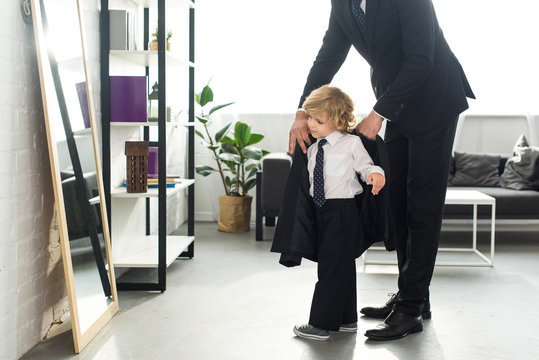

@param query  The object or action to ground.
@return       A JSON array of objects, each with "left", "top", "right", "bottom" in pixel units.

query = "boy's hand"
[{"left": 367, "top": 173, "right": 385, "bottom": 195}]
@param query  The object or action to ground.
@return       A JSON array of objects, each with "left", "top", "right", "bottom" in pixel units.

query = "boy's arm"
[{"left": 352, "top": 137, "right": 385, "bottom": 184}]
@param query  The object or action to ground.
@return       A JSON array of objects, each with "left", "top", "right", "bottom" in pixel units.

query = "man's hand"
[
  {"left": 289, "top": 110, "right": 311, "bottom": 154},
  {"left": 367, "top": 172, "right": 386, "bottom": 195},
  {"left": 357, "top": 110, "right": 383, "bottom": 140}
]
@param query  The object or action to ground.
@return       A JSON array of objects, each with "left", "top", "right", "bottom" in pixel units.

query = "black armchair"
[{"left": 256, "top": 153, "right": 292, "bottom": 240}]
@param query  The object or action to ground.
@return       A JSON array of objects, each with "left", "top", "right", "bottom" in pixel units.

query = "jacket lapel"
[
  {"left": 364, "top": 0, "right": 381, "bottom": 59},
  {"left": 335, "top": 0, "right": 368, "bottom": 55}
]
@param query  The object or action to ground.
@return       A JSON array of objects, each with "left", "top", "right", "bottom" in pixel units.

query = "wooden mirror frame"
[{"left": 31, "top": 0, "right": 118, "bottom": 353}]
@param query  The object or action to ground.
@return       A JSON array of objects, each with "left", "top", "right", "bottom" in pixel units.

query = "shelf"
[
  {"left": 111, "top": 0, "right": 195, "bottom": 9},
  {"left": 73, "top": 128, "right": 92, "bottom": 136},
  {"left": 110, "top": 50, "right": 195, "bottom": 68},
  {"left": 89, "top": 196, "right": 100, "bottom": 205},
  {"left": 110, "top": 121, "right": 195, "bottom": 127},
  {"left": 102, "top": 0, "right": 196, "bottom": 290},
  {"left": 111, "top": 179, "right": 195, "bottom": 198},
  {"left": 113, "top": 235, "right": 194, "bottom": 268}
]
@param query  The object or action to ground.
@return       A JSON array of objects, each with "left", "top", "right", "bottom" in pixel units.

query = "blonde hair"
[{"left": 302, "top": 85, "right": 356, "bottom": 132}]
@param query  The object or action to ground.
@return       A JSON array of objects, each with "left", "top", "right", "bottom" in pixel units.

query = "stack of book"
[{"left": 122, "top": 178, "right": 178, "bottom": 188}]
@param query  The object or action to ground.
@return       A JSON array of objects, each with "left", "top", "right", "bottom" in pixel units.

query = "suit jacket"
[
  {"left": 271, "top": 133, "right": 395, "bottom": 267},
  {"left": 299, "top": 0, "right": 475, "bottom": 133}
]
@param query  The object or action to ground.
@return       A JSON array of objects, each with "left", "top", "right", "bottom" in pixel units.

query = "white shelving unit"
[
  {"left": 111, "top": 179, "right": 194, "bottom": 198},
  {"left": 101, "top": 0, "right": 195, "bottom": 291},
  {"left": 110, "top": 50, "right": 194, "bottom": 68},
  {"left": 112, "top": 235, "right": 195, "bottom": 268}
]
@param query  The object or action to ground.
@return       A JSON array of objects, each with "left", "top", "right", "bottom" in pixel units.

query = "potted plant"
[
  {"left": 149, "top": 26, "right": 172, "bottom": 51},
  {"left": 195, "top": 83, "right": 268, "bottom": 232}
]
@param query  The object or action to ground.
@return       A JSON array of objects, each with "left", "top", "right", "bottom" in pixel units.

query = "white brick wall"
[{"left": 0, "top": 3, "right": 68, "bottom": 360}]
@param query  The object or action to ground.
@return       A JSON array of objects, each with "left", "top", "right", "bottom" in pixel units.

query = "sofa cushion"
[
  {"left": 500, "top": 144, "right": 539, "bottom": 191},
  {"left": 449, "top": 152, "right": 501, "bottom": 187},
  {"left": 512, "top": 133, "right": 530, "bottom": 150},
  {"left": 444, "top": 186, "right": 539, "bottom": 219}
]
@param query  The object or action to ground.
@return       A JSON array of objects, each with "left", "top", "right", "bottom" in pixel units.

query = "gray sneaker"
[
  {"left": 293, "top": 324, "right": 330, "bottom": 341},
  {"left": 339, "top": 322, "right": 358, "bottom": 332}
]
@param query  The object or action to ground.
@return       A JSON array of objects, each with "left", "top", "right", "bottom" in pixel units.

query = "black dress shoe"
[
  {"left": 360, "top": 293, "right": 432, "bottom": 319},
  {"left": 364, "top": 310, "right": 423, "bottom": 341}
]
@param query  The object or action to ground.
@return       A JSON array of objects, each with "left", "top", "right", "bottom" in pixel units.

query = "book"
[
  {"left": 122, "top": 177, "right": 179, "bottom": 189},
  {"left": 109, "top": 10, "right": 128, "bottom": 50}
]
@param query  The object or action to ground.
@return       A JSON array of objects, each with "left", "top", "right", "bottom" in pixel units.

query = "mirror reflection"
[{"left": 34, "top": 0, "right": 117, "bottom": 342}]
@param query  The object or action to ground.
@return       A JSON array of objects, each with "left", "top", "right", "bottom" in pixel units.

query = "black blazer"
[
  {"left": 299, "top": 0, "right": 475, "bottom": 133},
  {"left": 271, "top": 134, "right": 395, "bottom": 267}
]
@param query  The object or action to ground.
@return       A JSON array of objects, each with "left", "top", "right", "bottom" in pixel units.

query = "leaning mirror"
[{"left": 31, "top": 0, "right": 118, "bottom": 353}]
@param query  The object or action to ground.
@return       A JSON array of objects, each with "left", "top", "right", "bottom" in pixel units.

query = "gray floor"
[{"left": 22, "top": 222, "right": 539, "bottom": 360}]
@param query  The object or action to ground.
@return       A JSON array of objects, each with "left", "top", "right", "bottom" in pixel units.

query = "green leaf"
[
  {"left": 222, "top": 160, "right": 237, "bottom": 172},
  {"left": 241, "top": 147, "right": 262, "bottom": 160},
  {"left": 219, "top": 136, "right": 236, "bottom": 145},
  {"left": 195, "top": 130, "right": 206, "bottom": 139},
  {"left": 199, "top": 85, "right": 214, "bottom": 107},
  {"left": 261, "top": 150, "right": 270, "bottom": 157},
  {"left": 244, "top": 178, "right": 257, "bottom": 193},
  {"left": 245, "top": 163, "right": 259, "bottom": 171},
  {"left": 208, "top": 144, "right": 220, "bottom": 151},
  {"left": 247, "top": 133, "right": 264, "bottom": 146},
  {"left": 219, "top": 153, "right": 241, "bottom": 164},
  {"left": 247, "top": 167, "right": 258, "bottom": 180},
  {"left": 209, "top": 102, "right": 235, "bottom": 115},
  {"left": 221, "top": 142, "right": 240, "bottom": 155},
  {"left": 196, "top": 115, "right": 208, "bottom": 124},
  {"left": 195, "top": 165, "right": 217, "bottom": 176},
  {"left": 195, "top": 93, "right": 200, "bottom": 105},
  {"left": 215, "top": 122, "right": 233, "bottom": 143},
  {"left": 234, "top": 122, "right": 251, "bottom": 147}
]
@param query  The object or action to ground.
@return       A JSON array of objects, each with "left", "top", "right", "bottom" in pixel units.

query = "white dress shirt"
[{"left": 307, "top": 131, "right": 384, "bottom": 199}]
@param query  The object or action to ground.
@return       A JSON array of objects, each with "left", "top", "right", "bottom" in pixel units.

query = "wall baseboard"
[{"left": 195, "top": 212, "right": 215, "bottom": 222}]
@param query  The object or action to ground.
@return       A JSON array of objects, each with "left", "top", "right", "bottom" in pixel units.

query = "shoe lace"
[{"left": 298, "top": 324, "right": 312, "bottom": 330}]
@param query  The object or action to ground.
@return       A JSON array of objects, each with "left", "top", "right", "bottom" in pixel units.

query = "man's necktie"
[
  {"left": 313, "top": 139, "right": 328, "bottom": 208},
  {"left": 352, "top": 0, "right": 366, "bottom": 33}
]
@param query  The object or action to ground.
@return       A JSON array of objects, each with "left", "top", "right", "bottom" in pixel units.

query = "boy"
[{"left": 293, "top": 85, "right": 385, "bottom": 340}]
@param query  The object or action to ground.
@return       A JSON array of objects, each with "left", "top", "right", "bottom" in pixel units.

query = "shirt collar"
[{"left": 323, "top": 131, "right": 344, "bottom": 146}]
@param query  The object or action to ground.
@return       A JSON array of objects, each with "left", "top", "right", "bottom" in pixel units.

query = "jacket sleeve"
[
  {"left": 299, "top": 7, "right": 352, "bottom": 108},
  {"left": 373, "top": 0, "right": 436, "bottom": 121}
]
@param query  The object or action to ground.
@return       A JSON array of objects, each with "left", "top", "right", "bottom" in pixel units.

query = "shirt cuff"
[{"left": 373, "top": 109, "right": 390, "bottom": 122}]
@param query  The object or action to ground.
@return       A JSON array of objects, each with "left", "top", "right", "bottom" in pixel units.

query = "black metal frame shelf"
[{"left": 100, "top": 0, "right": 195, "bottom": 292}]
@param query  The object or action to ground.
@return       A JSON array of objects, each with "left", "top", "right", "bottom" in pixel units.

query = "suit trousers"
[
  {"left": 309, "top": 198, "right": 360, "bottom": 331},
  {"left": 384, "top": 116, "right": 458, "bottom": 316}
]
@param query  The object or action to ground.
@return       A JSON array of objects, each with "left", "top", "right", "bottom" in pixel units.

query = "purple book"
[
  {"left": 148, "top": 147, "right": 158, "bottom": 178},
  {"left": 110, "top": 76, "right": 147, "bottom": 123},
  {"left": 75, "top": 82, "right": 90, "bottom": 128}
]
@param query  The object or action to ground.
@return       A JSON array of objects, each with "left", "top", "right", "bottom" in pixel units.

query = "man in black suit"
[{"left": 289, "top": 0, "right": 475, "bottom": 340}]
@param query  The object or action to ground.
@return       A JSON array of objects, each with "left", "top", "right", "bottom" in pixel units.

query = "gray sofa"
[{"left": 444, "top": 152, "right": 539, "bottom": 221}]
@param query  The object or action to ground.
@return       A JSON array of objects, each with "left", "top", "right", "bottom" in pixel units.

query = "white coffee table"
[{"left": 362, "top": 189, "right": 496, "bottom": 267}]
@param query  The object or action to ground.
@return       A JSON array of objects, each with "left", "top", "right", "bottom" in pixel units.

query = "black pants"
[
  {"left": 309, "top": 198, "right": 360, "bottom": 331},
  {"left": 385, "top": 117, "right": 458, "bottom": 316}
]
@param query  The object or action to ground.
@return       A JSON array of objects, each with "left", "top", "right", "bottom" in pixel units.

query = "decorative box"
[
  {"left": 110, "top": 76, "right": 147, "bottom": 123},
  {"left": 125, "top": 141, "right": 149, "bottom": 193},
  {"left": 148, "top": 147, "right": 159, "bottom": 178}
]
